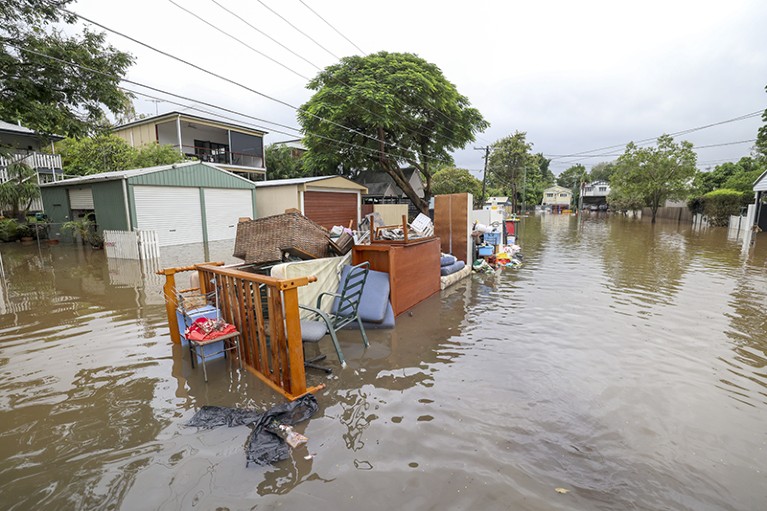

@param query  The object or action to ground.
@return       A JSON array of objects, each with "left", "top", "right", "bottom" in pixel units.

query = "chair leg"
[
  {"left": 357, "top": 316, "right": 369, "bottom": 348},
  {"left": 199, "top": 344, "right": 209, "bottom": 383},
  {"left": 235, "top": 336, "right": 243, "bottom": 370},
  {"left": 189, "top": 343, "right": 196, "bottom": 368},
  {"left": 327, "top": 330, "right": 347, "bottom": 368},
  {"left": 303, "top": 344, "right": 332, "bottom": 373}
]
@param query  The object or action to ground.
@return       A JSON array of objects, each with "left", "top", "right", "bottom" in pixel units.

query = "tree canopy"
[
  {"left": 0, "top": 0, "right": 134, "bottom": 138},
  {"left": 611, "top": 134, "right": 697, "bottom": 223},
  {"left": 487, "top": 131, "right": 537, "bottom": 212},
  {"left": 691, "top": 156, "right": 764, "bottom": 195},
  {"left": 264, "top": 144, "right": 308, "bottom": 180},
  {"left": 57, "top": 135, "right": 185, "bottom": 175},
  {"left": 556, "top": 164, "right": 588, "bottom": 205},
  {"left": 298, "top": 51, "right": 488, "bottom": 214},
  {"left": 589, "top": 161, "right": 617, "bottom": 183},
  {"left": 431, "top": 167, "right": 482, "bottom": 202}
]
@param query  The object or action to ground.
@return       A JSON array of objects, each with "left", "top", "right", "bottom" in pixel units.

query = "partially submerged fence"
[
  {"left": 158, "top": 262, "right": 321, "bottom": 400},
  {"left": 104, "top": 230, "right": 160, "bottom": 260}
]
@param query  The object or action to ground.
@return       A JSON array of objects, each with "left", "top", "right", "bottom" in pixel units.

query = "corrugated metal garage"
[{"left": 41, "top": 161, "right": 257, "bottom": 246}]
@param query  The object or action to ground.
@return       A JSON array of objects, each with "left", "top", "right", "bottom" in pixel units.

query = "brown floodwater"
[{"left": 1, "top": 214, "right": 766, "bottom": 511}]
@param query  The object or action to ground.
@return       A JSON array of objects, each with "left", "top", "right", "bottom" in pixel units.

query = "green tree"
[
  {"left": 589, "top": 161, "right": 617, "bottom": 182},
  {"left": 298, "top": 51, "right": 488, "bottom": 214},
  {"left": 265, "top": 144, "right": 308, "bottom": 179},
  {"left": 612, "top": 134, "right": 697, "bottom": 223},
  {"left": 431, "top": 167, "right": 482, "bottom": 200},
  {"left": 57, "top": 135, "right": 185, "bottom": 175},
  {"left": 0, "top": 0, "right": 134, "bottom": 138},
  {"left": 487, "top": 131, "right": 536, "bottom": 212},
  {"left": 557, "top": 164, "right": 588, "bottom": 204},
  {"left": 0, "top": 158, "right": 39, "bottom": 220},
  {"left": 521, "top": 154, "right": 554, "bottom": 208},
  {"left": 132, "top": 142, "right": 187, "bottom": 169}
]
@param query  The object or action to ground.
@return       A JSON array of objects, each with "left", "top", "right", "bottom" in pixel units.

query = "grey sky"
[{"left": 74, "top": 0, "right": 767, "bottom": 175}]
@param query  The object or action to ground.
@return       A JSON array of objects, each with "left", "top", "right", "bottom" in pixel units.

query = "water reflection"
[{"left": 1, "top": 225, "right": 767, "bottom": 510}]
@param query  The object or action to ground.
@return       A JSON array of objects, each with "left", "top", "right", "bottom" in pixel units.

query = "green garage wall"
[{"left": 91, "top": 180, "right": 129, "bottom": 232}]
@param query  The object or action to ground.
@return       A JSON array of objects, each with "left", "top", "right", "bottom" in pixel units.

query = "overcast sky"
[{"left": 73, "top": 0, "right": 767, "bottom": 175}]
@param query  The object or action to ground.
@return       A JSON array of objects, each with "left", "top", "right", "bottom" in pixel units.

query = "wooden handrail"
[{"left": 159, "top": 261, "right": 322, "bottom": 400}]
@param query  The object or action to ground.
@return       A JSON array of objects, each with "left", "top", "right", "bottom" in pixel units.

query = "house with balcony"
[
  {"left": 542, "top": 185, "right": 572, "bottom": 212},
  {"left": 581, "top": 180, "right": 611, "bottom": 207},
  {"left": 0, "top": 119, "right": 64, "bottom": 185},
  {"left": 112, "top": 112, "right": 267, "bottom": 180}
]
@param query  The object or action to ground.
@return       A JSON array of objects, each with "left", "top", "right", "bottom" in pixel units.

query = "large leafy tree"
[
  {"left": 0, "top": 0, "right": 134, "bottom": 138},
  {"left": 521, "top": 154, "right": 555, "bottom": 207},
  {"left": 298, "top": 51, "right": 488, "bottom": 214},
  {"left": 57, "top": 135, "right": 185, "bottom": 175},
  {"left": 692, "top": 156, "right": 764, "bottom": 195},
  {"left": 264, "top": 144, "right": 309, "bottom": 180},
  {"left": 612, "top": 134, "right": 697, "bottom": 223},
  {"left": 589, "top": 161, "right": 617, "bottom": 183},
  {"left": 487, "top": 131, "right": 537, "bottom": 212},
  {"left": 431, "top": 167, "right": 482, "bottom": 201},
  {"left": 557, "top": 163, "right": 588, "bottom": 205}
]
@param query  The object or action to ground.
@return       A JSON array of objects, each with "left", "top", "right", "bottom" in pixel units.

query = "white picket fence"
[{"left": 103, "top": 229, "right": 160, "bottom": 260}]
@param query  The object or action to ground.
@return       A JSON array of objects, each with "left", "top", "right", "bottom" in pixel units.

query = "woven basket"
[{"left": 233, "top": 212, "right": 332, "bottom": 264}]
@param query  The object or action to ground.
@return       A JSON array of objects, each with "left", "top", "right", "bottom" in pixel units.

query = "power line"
[
  {"left": 47, "top": 2, "right": 449, "bottom": 167},
  {"left": 4, "top": 40, "right": 415, "bottom": 164},
  {"left": 544, "top": 138, "right": 758, "bottom": 159},
  {"left": 255, "top": 0, "right": 340, "bottom": 60},
  {"left": 168, "top": 0, "right": 311, "bottom": 81},
  {"left": 297, "top": 0, "right": 366, "bottom": 55},
  {"left": 247, "top": 0, "right": 492, "bottom": 147},
  {"left": 549, "top": 110, "right": 763, "bottom": 165},
  {"left": 209, "top": 0, "right": 321, "bottom": 72}
]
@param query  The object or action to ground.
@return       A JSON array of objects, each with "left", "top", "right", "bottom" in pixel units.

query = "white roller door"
[
  {"left": 134, "top": 186, "right": 202, "bottom": 246},
  {"left": 204, "top": 188, "right": 253, "bottom": 241},
  {"left": 68, "top": 187, "right": 94, "bottom": 209}
]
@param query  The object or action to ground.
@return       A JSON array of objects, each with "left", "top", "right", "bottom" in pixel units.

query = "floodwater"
[{"left": 1, "top": 215, "right": 766, "bottom": 511}]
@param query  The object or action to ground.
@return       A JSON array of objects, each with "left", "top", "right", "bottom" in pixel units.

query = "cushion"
[
  {"left": 333, "top": 265, "right": 390, "bottom": 324},
  {"left": 440, "top": 260, "right": 466, "bottom": 276},
  {"left": 300, "top": 320, "right": 328, "bottom": 343},
  {"left": 342, "top": 301, "right": 395, "bottom": 330},
  {"left": 440, "top": 254, "right": 457, "bottom": 267}
]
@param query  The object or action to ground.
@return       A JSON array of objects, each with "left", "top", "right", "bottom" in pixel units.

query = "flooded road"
[{"left": 1, "top": 215, "right": 766, "bottom": 510}]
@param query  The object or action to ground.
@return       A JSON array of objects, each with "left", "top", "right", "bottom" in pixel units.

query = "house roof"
[
  {"left": 355, "top": 168, "right": 423, "bottom": 197},
  {"left": 754, "top": 168, "right": 767, "bottom": 192},
  {"left": 485, "top": 196, "right": 510, "bottom": 203},
  {"left": 272, "top": 139, "right": 307, "bottom": 151},
  {"left": 113, "top": 111, "right": 267, "bottom": 137},
  {"left": 544, "top": 185, "right": 572, "bottom": 193},
  {"left": 39, "top": 161, "right": 254, "bottom": 187},
  {"left": 0, "top": 119, "right": 64, "bottom": 141}
]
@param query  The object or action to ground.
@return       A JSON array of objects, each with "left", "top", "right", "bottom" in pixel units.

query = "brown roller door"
[{"left": 303, "top": 191, "right": 358, "bottom": 229}]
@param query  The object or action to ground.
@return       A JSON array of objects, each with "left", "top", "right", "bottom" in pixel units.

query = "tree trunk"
[{"left": 377, "top": 127, "right": 428, "bottom": 215}]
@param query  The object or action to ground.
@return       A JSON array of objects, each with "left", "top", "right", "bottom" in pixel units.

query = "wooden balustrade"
[{"left": 158, "top": 262, "right": 322, "bottom": 400}]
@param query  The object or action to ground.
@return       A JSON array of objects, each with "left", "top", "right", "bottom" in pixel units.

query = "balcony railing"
[
  {"left": 0, "top": 151, "right": 62, "bottom": 172},
  {"left": 181, "top": 144, "right": 264, "bottom": 170}
]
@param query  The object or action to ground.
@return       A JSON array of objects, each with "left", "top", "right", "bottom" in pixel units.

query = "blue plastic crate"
[
  {"left": 478, "top": 245, "right": 494, "bottom": 257},
  {"left": 484, "top": 232, "right": 501, "bottom": 245},
  {"left": 176, "top": 305, "right": 226, "bottom": 363}
]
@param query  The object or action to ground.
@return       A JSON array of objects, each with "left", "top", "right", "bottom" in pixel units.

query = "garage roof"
[
  {"left": 255, "top": 175, "right": 367, "bottom": 192},
  {"left": 40, "top": 161, "right": 256, "bottom": 189}
]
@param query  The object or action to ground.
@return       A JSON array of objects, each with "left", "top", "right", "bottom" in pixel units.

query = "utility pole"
[{"left": 475, "top": 146, "right": 490, "bottom": 206}]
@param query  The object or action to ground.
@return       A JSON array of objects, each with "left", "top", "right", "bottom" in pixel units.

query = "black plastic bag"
[{"left": 186, "top": 394, "right": 319, "bottom": 467}]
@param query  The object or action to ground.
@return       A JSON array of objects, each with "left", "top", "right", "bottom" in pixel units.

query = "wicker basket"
[{"left": 233, "top": 212, "right": 333, "bottom": 264}]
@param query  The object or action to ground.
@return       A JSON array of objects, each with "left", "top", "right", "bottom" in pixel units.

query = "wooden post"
[
  {"left": 162, "top": 273, "right": 180, "bottom": 344},
  {"left": 282, "top": 286, "right": 307, "bottom": 396}
]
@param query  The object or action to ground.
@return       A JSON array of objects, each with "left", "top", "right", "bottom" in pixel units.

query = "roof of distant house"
[
  {"left": 113, "top": 111, "right": 267, "bottom": 136},
  {"left": 272, "top": 139, "right": 307, "bottom": 151},
  {"left": 254, "top": 175, "right": 366, "bottom": 191},
  {"left": 355, "top": 168, "right": 423, "bottom": 197},
  {"left": 0, "top": 119, "right": 64, "bottom": 141}
]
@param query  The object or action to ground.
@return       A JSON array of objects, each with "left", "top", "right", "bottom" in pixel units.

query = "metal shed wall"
[
  {"left": 41, "top": 187, "right": 70, "bottom": 228},
  {"left": 91, "top": 180, "right": 129, "bottom": 231}
]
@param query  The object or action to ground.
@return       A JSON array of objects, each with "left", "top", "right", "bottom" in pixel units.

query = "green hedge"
[{"left": 702, "top": 189, "right": 747, "bottom": 226}]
